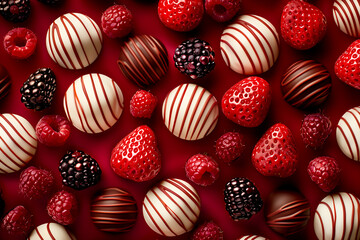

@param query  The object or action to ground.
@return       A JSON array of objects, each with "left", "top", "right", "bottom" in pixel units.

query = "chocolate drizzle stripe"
[
  {"left": 46, "top": 23, "right": 58, "bottom": 66},
  {"left": 180, "top": 85, "right": 199, "bottom": 140},
  {"left": 72, "top": 79, "right": 92, "bottom": 133},
  {"left": 117, "top": 56, "right": 144, "bottom": 86},
  {"left": 337, "top": 122, "right": 355, "bottom": 160},
  {"left": 338, "top": 193, "right": 347, "bottom": 239},
  {"left": 339, "top": 111, "right": 359, "bottom": 160},
  {"left": 0, "top": 136, "right": 19, "bottom": 172},
  {"left": 96, "top": 73, "right": 117, "bottom": 123},
  {"left": 167, "top": 178, "right": 201, "bottom": 204},
  {"left": 220, "top": 37, "right": 245, "bottom": 73},
  {"left": 148, "top": 36, "right": 168, "bottom": 73},
  {"left": 52, "top": 23, "right": 73, "bottom": 69},
  {"left": 334, "top": 1, "right": 353, "bottom": 36},
  {"left": 143, "top": 196, "right": 167, "bottom": 236},
  {"left": 112, "top": 80, "right": 124, "bottom": 109},
  {"left": 353, "top": 194, "right": 360, "bottom": 239},
  {"left": 35, "top": 226, "right": 45, "bottom": 240},
  {"left": 10, "top": 113, "right": 37, "bottom": 142},
  {"left": 192, "top": 93, "right": 214, "bottom": 140},
  {"left": 348, "top": 193, "right": 356, "bottom": 239},
  {"left": 342, "top": 0, "right": 357, "bottom": 36},
  {"left": 334, "top": 0, "right": 360, "bottom": 37},
  {"left": 347, "top": 109, "right": 360, "bottom": 160},
  {"left": 220, "top": 44, "right": 230, "bottom": 67},
  {"left": 47, "top": 223, "right": 56, "bottom": 240},
  {"left": 315, "top": 211, "right": 326, "bottom": 240},
  {"left": 171, "top": 84, "right": 188, "bottom": 134}
]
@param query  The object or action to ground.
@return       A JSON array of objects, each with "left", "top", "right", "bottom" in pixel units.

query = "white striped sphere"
[
  {"left": 238, "top": 235, "right": 268, "bottom": 240},
  {"left": 27, "top": 223, "right": 76, "bottom": 240},
  {"left": 333, "top": 0, "right": 360, "bottom": 37},
  {"left": 64, "top": 73, "right": 124, "bottom": 134},
  {"left": 162, "top": 83, "right": 219, "bottom": 141},
  {"left": 336, "top": 106, "right": 360, "bottom": 161},
  {"left": 143, "top": 178, "right": 201, "bottom": 237},
  {"left": 46, "top": 12, "right": 103, "bottom": 70},
  {"left": 220, "top": 14, "right": 280, "bottom": 75},
  {"left": 0, "top": 114, "right": 37, "bottom": 174},
  {"left": 314, "top": 192, "right": 360, "bottom": 240}
]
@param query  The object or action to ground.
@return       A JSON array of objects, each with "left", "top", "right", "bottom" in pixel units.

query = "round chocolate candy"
[
  {"left": 90, "top": 188, "right": 137, "bottom": 233},
  {"left": 281, "top": 60, "right": 331, "bottom": 109},
  {"left": 0, "top": 64, "right": 11, "bottom": 100}
]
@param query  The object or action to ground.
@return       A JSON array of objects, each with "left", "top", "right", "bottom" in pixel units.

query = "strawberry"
[
  {"left": 280, "top": 0, "right": 327, "bottom": 50},
  {"left": 335, "top": 39, "right": 360, "bottom": 89},
  {"left": 158, "top": 0, "right": 204, "bottom": 32},
  {"left": 252, "top": 123, "right": 297, "bottom": 178},
  {"left": 221, "top": 76, "right": 271, "bottom": 127},
  {"left": 110, "top": 125, "right": 161, "bottom": 182}
]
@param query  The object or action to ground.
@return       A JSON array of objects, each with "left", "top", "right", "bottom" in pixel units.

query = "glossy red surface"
[{"left": 0, "top": 0, "right": 359, "bottom": 239}]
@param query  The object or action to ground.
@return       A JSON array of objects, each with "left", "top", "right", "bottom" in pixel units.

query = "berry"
[
  {"left": 300, "top": 113, "right": 332, "bottom": 148},
  {"left": 3, "top": 27, "right": 37, "bottom": 59},
  {"left": 130, "top": 90, "right": 157, "bottom": 118},
  {"left": 111, "top": 125, "right": 161, "bottom": 182},
  {"left": 2, "top": 205, "right": 33, "bottom": 236},
  {"left": 158, "top": 0, "right": 204, "bottom": 32},
  {"left": 308, "top": 156, "right": 341, "bottom": 192},
  {"left": 0, "top": 0, "right": 30, "bottom": 22},
  {"left": 224, "top": 177, "right": 263, "bottom": 220},
  {"left": 101, "top": 5, "right": 133, "bottom": 39},
  {"left": 215, "top": 132, "right": 245, "bottom": 163},
  {"left": 222, "top": 76, "right": 271, "bottom": 127},
  {"left": 205, "top": 0, "right": 241, "bottom": 22},
  {"left": 36, "top": 115, "right": 71, "bottom": 147},
  {"left": 20, "top": 68, "right": 56, "bottom": 111},
  {"left": 19, "top": 166, "right": 54, "bottom": 199},
  {"left": 192, "top": 221, "right": 224, "bottom": 240},
  {"left": 174, "top": 38, "right": 215, "bottom": 79},
  {"left": 280, "top": 0, "right": 327, "bottom": 50},
  {"left": 37, "top": 0, "right": 62, "bottom": 5},
  {"left": 252, "top": 123, "right": 297, "bottom": 178},
  {"left": 47, "top": 190, "right": 78, "bottom": 225},
  {"left": 59, "top": 150, "right": 102, "bottom": 190},
  {"left": 185, "top": 154, "right": 220, "bottom": 186}
]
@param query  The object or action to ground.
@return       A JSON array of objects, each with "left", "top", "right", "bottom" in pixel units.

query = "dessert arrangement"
[{"left": 0, "top": 0, "right": 360, "bottom": 239}]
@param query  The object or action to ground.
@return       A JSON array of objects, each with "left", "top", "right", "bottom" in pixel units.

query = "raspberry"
[
  {"left": 185, "top": 154, "right": 219, "bottom": 186},
  {"left": 36, "top": 115, "right": 71, "bottom": 147},
  {"left": 192, "top": 221, "right": 224, "bottom": 240},
  {"left": 308, "top": 156, "right": 341, "bottom": 192},
  {"left": 3, "top": 27, "right": 37, "bottom": 59},
  {"left": 215, "top": 132, "right": 245, "bottom": 163},
  {"left": 300, "top": 113, "right": 332, "bottom": 148},
  {"left": 0, "top": 0, "right": 30, "bottom": 22},
  {"left": 101, "top": 5, "right": 132, "bottom": 38},
  {"left": 19, "top": 166, "right": 54, "bottom": 199},
  {"left": 47, "top": 190, "right": 78, "bottom": 225},
  {"left": 205, "top": 0, "right": 241, "bottom": 22},
  {"left": 130, "top": 90, "right": 157, "bottom": 118},
  {"left": 2, "top": 205, "right": 33, "bottom": 236}
]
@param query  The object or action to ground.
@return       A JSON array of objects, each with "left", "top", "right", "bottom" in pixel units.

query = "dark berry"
[
  {"left": 215, "top": 132, "right": 245, "bottom": 163},
  {"left": 2, "top": 205, "right": 33, "bottom": 236},
  {"left": 300, "top": 113, "right": 332, "bottom": 148},
  {"left": 101, "top": 5, "right": 133, "bottom": 38},
  {"left": 19, "top": 166, "right": 54, "bottom": 199},
  {"left": 0, "top": 0, "right": 30, "bottom": 22},
  {"left": 3, "top": 27, "right": 37, "bottom": 59}
]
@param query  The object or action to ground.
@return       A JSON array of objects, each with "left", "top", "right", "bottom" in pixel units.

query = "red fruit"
[
  {"left": 215, "top": 132, "right": 245, "bottom": 163},
  {"left": 110, "top": 125, "right": 161, "bottom": 182},
  {"left": 185, "top": 154, "right": 219, "bottom": 186},
  {"left": 192, "top": 221, "right": 224, "bottom": 240},
  {"left": 300, "top": 113, "right": 332, "bottom": 148},
  {"left": 2, "top": 205, "right": 33, "bottom": 236},
  {"left": 252, "top": 123, "right": 297, "bottom": 178},
  {"left": 19, "top": 166, "right": 54, "bottom": 199},
  {"left": 158, "top": 0, "right": 204, "bottom": 32},
  {"left": 47, "top": 190, "right": 78, "bottom": 225},
  {"left": 205, "top": 0, "right": 241, "bottom": 22},
  {"left": 308, "top": 156, "right": 340, "bottom": 192},
  {"left": 101, "top": 5, "right": 132, "bottom": 38},
  {"left": 130, "top": 90, "right": 157, "bottom": 118},
  {"left": 335, "top": 39, "right": 360, "bottom": 89},
  {"left": 222, "top": 76, "right": 271, "bottom": 127},
  {"left": 3, "top": 27, "right": 37, "bottom": 59},
  {"left": 280, "top": 0, "right": 327, "bottom": 50},
  {"left": 36, "top": 115, "right": 71, "bottom": 147}
]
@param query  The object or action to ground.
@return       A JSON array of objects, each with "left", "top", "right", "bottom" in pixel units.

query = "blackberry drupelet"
[
  {"left": 0, "top": 0, "right": 30, "bottom": 22},
  {"left": 59, "top": 150, "right": 101, "bottom": 190},
  {"left": 20, "top": 68, "right": 56, "bottom": 111},
  {"left": 224, "top": 177, "right": 263, "bottom": 220},
  {"left": 174, "top": 38, "right": 215, "bottom": 79}
]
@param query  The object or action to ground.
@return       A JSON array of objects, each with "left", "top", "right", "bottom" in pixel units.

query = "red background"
[{"left": 0, "top": 0, "right": 359, "bottom": 239}]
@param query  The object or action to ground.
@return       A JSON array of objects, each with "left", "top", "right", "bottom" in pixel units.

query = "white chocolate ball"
[
  {"left": 333, "top": 0, "right": 360, "bottom": 37},
  {"left": 238, "top": 235, "right": 268, "bottom": 240},
  {"left": 27, "top": 223, "right": 76, "bottom": 240}
]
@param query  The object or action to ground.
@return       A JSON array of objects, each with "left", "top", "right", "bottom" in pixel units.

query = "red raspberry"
[
  {"left": 185, "top": 154, "right": 219, "bottom": 186},
  {"left": 47, "top": 190, "right": 78, "bottom": 225},
  {"left": 192, "top": 221, "right": 223, "bottom": 240},
  {"left": 19, "top": 166, "right": 54, "bottom": 199},
  {"left": 307, "top": 156, "right": 341, "bottom": 192},
  {"left": 205, "top": 0, "right": 241, "bottom": 22},
  {"left": 36, "top": 115, "right": 71, "bottom": 147},
  {"left": 300, "top": 113, "right": 332, "bottom": 148},
  {"left": 3, "top": 27, "right": 37, "bottom": 59},
  {"left": 2, "top": 205, "right": 33, "bottom": 236},
  {"left": 101, "top": 5, "right": 132, "bottom": 38},
  {"left": 130, "top": 90, "right": 157, "bottom": 118},
  {"left": 215, "top": 132, "right": 245, "bottom": 163}
]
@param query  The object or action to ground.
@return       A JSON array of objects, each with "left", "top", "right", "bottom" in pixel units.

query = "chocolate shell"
[
  {"left": 0, "top": 65, "right": 11, "bottom": 100},
  {"left": 90, "top": 188, "right": 137, "bottom": 233},
  {"left": 117, "top": 35, "right": 169, "bottom": 88}
]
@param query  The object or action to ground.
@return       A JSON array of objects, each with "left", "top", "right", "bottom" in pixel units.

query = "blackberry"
[
  {"left": 174, "top": 38, "right": 215, "bottom": 79},
  {"left": 20, "top": 68, "right": 56, "bottom": 111},
  {"left": 59, "top": 150, "right": 101, "bottom": 190},
  {"left": 224, "top": 177, "right": 263, "bottom": 220},
  {"left": 0, "top": 0, "right": 30, "bottom": 23}
]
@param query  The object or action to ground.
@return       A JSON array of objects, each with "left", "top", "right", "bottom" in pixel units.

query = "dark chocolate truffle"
[
  {"left": 265, "top": 190, "right": 310, "bottom": 236},
  {"left": 91, "top": 188, "right": 137, "bottom": 233},
  {"left": 281, "top": 60, "right": 331, "bottom": 109},
  {"left": 0, "top": 64, "right": 11, "bottom": 100},
  {"left": 117, "top": 35, "right": 169, "bottom": 88}
]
